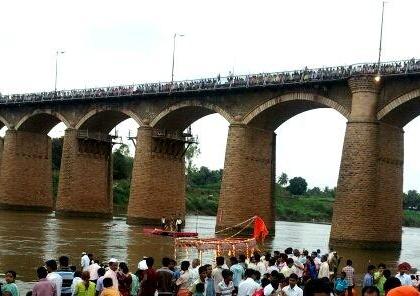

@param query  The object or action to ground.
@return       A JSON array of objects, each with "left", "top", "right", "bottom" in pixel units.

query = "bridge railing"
[
  {"left": 1, "top": 59, "right": 420, "bottom": 104},
  {"left": 152, "top": 128, "right": 198, "bottom": 143},
  {"left": 76, "top": 130, "right": 114, "bottom": 142}
]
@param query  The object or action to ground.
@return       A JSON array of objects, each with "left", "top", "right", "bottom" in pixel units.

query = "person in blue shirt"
[
  {"left": 204, "top": 264, "right": 215, "bottom": 296},
  {"left": 2, "top": 270, "right": 19, "bottom": 296},
  {"left": 229, "top": 257, "right": 245, "bottom": 292},
  {"left": 335, "top": 271, "right": 348, "bottom": 296},
  {"left": 363, "top": 265, "right": 376, "bottom": 288},
  {"left": 57, "top": 256, "right": 74, "bottom": 296}
]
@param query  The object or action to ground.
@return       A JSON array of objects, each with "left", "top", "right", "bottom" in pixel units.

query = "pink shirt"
[{"left": 32, "top": 278, "right": 57, "bottom": 296}]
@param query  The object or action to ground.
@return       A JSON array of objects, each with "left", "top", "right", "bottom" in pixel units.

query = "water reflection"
[{"left": 1, "top": 210, "right": 419, "bottom": 293}]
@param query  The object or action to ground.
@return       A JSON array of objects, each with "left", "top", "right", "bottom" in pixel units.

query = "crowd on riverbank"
[
  {"left": 1, "top": 59, "right": 420, "bottom": 103},
  {"left": 1, "top": 248, "right": 420, "bottom": 296}
]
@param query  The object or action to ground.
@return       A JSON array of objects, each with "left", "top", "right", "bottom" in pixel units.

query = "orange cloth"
[
  {"left": 177, "top": 288, "right": 190, "bottom": 296},
  {"left": 100, "top": 287, "right": 120, "bottom": 296},
  {"left": 387, "top": 286, "right": 420, "bottom": 296},
  {"left": 253, "top": 216, "right": 269, "bottom": 240}
]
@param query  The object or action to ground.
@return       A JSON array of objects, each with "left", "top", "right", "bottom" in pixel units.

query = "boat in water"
[{"left": 142, "top": 228, "right": 198, "bottom": 238}]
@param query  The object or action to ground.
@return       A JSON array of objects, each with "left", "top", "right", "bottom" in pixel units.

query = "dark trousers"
[{"left": 347, "top": 285, "right": 354, "bottom": 296}]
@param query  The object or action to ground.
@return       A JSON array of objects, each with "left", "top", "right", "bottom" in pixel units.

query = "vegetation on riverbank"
[{"left": 51, "top": 138, "right": 420, "bottom": 227}]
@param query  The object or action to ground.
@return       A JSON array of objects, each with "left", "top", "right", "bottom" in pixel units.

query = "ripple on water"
[{"left": 1, "top": 210, "right": 420, "bottom": 294}]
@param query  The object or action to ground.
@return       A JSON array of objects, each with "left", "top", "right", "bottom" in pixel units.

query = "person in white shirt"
[
  {"left": 70, "top": 271, "right": 83, "bottom": 296},
  {"left": 212, "top": 256, "right": 225, "bottom": 294},
  {"left": 238, "top": 269, "right": 260, "bottom": 296},
  {"left": 88, "top": 260, "right": 101, "bottom": 282},
  {"left": 318, "top": 255, "right": 330, "bottom": 279},
  {"left": 190, "top": 258, "right": 201, "bottom": 282},
  {"left": 254, "top": 254, "right": 267, "bottom": 275},
  {"left": 46, "top": 259, "right": 63, "bottom": 296},
  {"left": 263, "top": 277, "right": 280, "bottom": 296},
  {"left": 266, "top": 258, "right": 279, "bottom": 274},
  {"left": 137, "top": 256, "right": 148, "bottom": 271},
  {"left": 104, "top": 258, "right": 119, "bottom": 289},
  {"left": 395, "top": 271, "right": 412, "bottom": 286},
  {"left": 282, "top": 273, "right": 303, "bottom": 296},
  {"left": 247, "top": 257, "right": 258, "bottom": 271},
  {"left": 291, "top": 250, "right": 305, "bottom": 278},
  {"left": 80, "top": 252, "right": 90, "bottom": 272},
  {"left": 176, "top": 218, "right": 182, "bottom": 232},
  {"left": 281, "top": 258, "right": 297, "bottom": 278}
]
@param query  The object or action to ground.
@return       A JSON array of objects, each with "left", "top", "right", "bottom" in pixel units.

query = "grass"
[
  {"left": 275, "top": 194, "right": 334, "bottom": 223},
  {"left": 403, "top": 210, "right": 420, "bottom": 227}
]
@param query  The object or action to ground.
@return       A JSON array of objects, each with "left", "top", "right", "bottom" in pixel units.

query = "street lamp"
[
  {"left": 54, "top": 50, "right": 65, "bottom": 93},
  {"left": 171, "top": 33, "right": 184, "bottom": 84},
  {"left": 375, "top": 1, "right": 386, "bottom": 82}
]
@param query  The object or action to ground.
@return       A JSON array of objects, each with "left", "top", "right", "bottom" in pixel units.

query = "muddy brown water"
[{"left": 0, "top": 210, "right": 419, "bottom": 294}]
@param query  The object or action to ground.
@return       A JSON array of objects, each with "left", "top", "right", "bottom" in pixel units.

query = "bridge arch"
[
  {"left": 15, "top": 110, "right": 71, "bottom": 133},
  {"left": 377, "top": 88, "right": 420, "bottom": 127},
  {"left": 243, "top": 92, "right": 350, "bottom": 130},
  {"left": 150, "top": 100, "right": 234, "bottom": 130},
  {"left": 75, "top": 108, "right": 142, "bottom": 133},
  {"left": 0, "top": 115, "right": 11, "bottom": 130}
]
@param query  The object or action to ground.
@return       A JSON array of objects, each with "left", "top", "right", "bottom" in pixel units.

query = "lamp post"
[
  {"left": 171, "top": 33, "right": 184, "bottom": 84},
  {"left": 375, "top": 1, "right": 386, "bottom": 82},
  {"left": 54, "top": 50, "right": 65, "bottom": 93}
]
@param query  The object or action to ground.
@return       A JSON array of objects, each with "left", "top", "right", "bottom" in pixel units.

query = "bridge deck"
[{"left": 1, "top": 59, "right": 420, "bottom": 105}]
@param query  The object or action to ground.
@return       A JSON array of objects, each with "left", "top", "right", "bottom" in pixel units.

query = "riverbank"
[{"left": 185, "top": 183, "right": 420, "bottom": 227}]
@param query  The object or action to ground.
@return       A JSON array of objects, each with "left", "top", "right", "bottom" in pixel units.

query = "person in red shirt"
[{"left": 139, "top": 257, "right": 158, "bottom": 296}]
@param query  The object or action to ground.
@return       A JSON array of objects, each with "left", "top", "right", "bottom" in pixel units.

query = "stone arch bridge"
[{"left": 1, "top": 60, "right": 420, "bottom": 249}]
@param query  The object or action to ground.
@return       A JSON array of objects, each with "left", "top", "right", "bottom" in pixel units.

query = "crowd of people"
[
  {"left": 1, "top": 248, "right": 420, "bottom": 296},
  {"left": 1, "top": 59, "right": 419, "bottom": 103}
]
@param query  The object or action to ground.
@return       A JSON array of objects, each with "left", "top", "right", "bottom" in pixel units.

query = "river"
[{"left": 1, "top": 210, "right": 419, "bottom": 293}]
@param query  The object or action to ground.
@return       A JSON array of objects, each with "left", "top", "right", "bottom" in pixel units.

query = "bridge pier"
[
  {"left": 0, "top": 129, "right": 53, "bottom": 211},
  {"left": 127, "top": 126, "right": 186, "bottom": 225},
  {"left": 216, "top": 124, "right": 276, "bottom": 234},
  {"left": 56, "top": 128, "right": 113, "bottom": 217},
  {"left": 330, "top": 76, "right": 402, "bottom": 249}
]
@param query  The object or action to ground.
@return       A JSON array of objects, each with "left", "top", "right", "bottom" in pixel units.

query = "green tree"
[
  {"left": 113, "top": 179, "right": 131, "bottom": 205},
  {"left": 277, "top": 172, "right": 289, "bottom": 187},
  {"left": 185, "top": 140, "right": 200, "bottom": 174},
  {"left": 113, "top": 144, "right": 133, "bottom": 180},
  {"left": 188, "top": 166, "right": 222, "bottom": 186},
  {"left": 287, "top": 177, "right": 308, "bottom": 195},
  {"left": 403, "top": 190, "right": 420, "bottom": 210},
  {"left": 307, "top": 186, "right": 322, "bottom": 196}
]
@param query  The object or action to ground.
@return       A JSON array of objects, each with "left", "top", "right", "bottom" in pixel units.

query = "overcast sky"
[{"left": 1, "top": 0, "right": 419, "bottom": 191}]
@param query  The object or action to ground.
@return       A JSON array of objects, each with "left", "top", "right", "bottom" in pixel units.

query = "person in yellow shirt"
[{"left": 100, "top": 278, "right": 120, "bottom": 296}]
